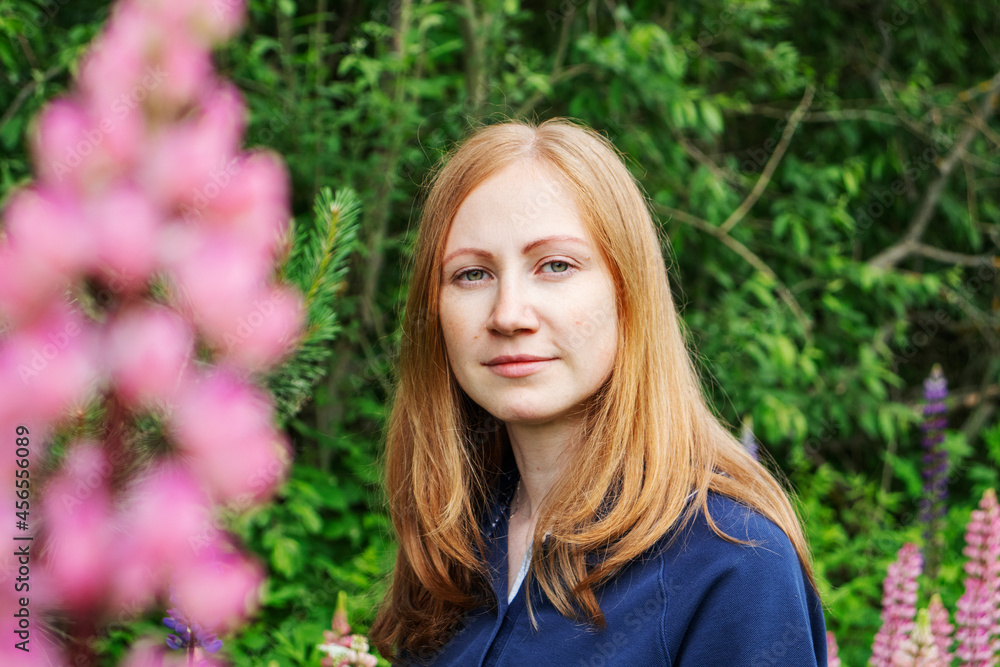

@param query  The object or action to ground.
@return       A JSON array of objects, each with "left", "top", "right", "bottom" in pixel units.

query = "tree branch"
[
  {"left": 675, "top": 134, "right": 750, "bottom": 190},
  {"left": 912, "top": 243, "right": 996, "bottom": 267},
  {"left": 868, "top": 71, "right": 1000, "bottom": 269},
  {"left": 719, "top": 86, "right": 815, "bottom": 234},
  {"left": 657, "top": 204, "right": 814, "bottom": 338}
]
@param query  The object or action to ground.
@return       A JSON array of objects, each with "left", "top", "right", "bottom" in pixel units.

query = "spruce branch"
[{"left": 266, "top": 187, "right": 363, "bottom": 425}]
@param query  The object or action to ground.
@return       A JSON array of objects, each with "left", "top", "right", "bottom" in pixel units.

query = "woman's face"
[{"left": 438, "top": 159, "right": 618, "bottom": 426}]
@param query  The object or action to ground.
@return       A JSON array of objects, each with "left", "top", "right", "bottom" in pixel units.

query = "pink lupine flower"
[
  {"left": 170, "top": 542, "right": 264, "bottom": 633},
  {"left": 112, "top": 465, "right": 212, "bottom": 606},
  {"left": 77, "top": 2, "right": 157, "bottom": 116},
  {"left": 0, "top": 301, "right": 98, "bottom": 424},
  {"left": 167, "top": 229, "right": 273, "bottom": 343},
  {"left": 3, "top": 185, "right": 93, "bottom": 278},
  {"left": 30, "top": 96, "right": 128, "bottom": 191},
  {"left": 171, "top": 369, "right": 290, "bottom": 502},
  {"left": 0, "top": 0, "right": 299, "bottom": 657},
  {"left": 218, "top": 284, "right": 305, "bottom": 371},
  {"left": 827, "top": 631, "right": 841, "bottom": 667},
  {"left": 163, "top": 224, "right": 271, "bottom": 310},
  {"left": 892, "top": 607, "right": 947, "bottom": 666},
  {"left": 141, "top": 88, "right": 243, "bottom": 210},
  {"left": 39, "top": 442, "right": 116, "bottom": 610},
  {"left": 200, "top": 150, "right": 292, "bottom": 260},
  {"left": 106, "top": 304, "right": 194, "bottom": 406},
  {"left": 872, "top": 542, "right": 924, "bottom": 667},
  {"left": 927, "top": 593, "right": 954, "bottom": 664},
  {"left": 955, "top": 488, "right": 1000, "bottom": 665},
  {"left": 88, "top": 184, "right": 162, "bottom": 289},
  {"left": 158, "top": 32, "right": 214, "bottom": 110},
  {"left": 0, "top": 239, "right": 72, "bottom": 327}
]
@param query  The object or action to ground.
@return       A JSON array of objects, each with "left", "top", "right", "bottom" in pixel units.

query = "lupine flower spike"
[
  {"left": 955, "top": 488, "right": 1000, "bottom": 665},
  {"left": 871, "top": 543, "right": 923, "bottom": 667},
  {"left": 316, "top": 591, "right": 379, "bottom": 667},
  {"left": 920, "top": 364, "right": 950, "bottom": 579}
]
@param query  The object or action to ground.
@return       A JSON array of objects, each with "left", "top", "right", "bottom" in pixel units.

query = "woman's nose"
[{"left": 486, "top": 277, "right": 539, "bottom": 335}]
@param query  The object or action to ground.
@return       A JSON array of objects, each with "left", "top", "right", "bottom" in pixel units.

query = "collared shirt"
[{"left": 398, "top": 464, "right": 829, "bottom": 666}]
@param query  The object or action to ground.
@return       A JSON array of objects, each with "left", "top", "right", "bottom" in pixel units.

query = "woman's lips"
[{"left": 487, "top": 359, "right": 555, "bottom": 378}]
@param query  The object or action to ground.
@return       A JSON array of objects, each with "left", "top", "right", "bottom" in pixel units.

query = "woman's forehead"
[{"left": 446, "top": 164, "right": 585, "bottom": 241}]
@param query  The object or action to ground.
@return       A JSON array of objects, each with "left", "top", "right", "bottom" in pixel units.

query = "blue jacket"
[{"left": 400, "top": 463, "right": 828, "bottom": 666}]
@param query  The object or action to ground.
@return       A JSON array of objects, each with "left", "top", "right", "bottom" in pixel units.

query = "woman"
[{"left": 369, "top": 118, "right": 828, "bottom": 666}]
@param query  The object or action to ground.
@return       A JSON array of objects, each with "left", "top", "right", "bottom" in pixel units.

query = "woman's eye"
[
  {"left": 458, "top": 269, "right": 487, "bottom": 282},
  {"left": 543, "top": 261, "right": 570, "bottom": 273}
]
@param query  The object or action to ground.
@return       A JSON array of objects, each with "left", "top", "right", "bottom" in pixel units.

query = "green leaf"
[
  {"left": 700, "top": 99, "right": 723, "bottom": 134},
  {"left": 272, "top": 536, "right": 302, "bottom": 578},
  {"left": 290, "top": 502, "right": 323, "bottom": 534}
]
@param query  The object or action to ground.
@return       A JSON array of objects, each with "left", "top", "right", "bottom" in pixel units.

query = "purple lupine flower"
[
  {"left": 955, "top": 488, "right": 1000, "bottom": 665},
  {"left": 871, "top": 543, "right": 923, "bottom": 667},
  {"left": 739, "top": 417, "right": 759, "bottom": 461},
  {"left": 927, "top": 592, "right": 954, "bottom": 664},
  {"left": 163, "top": 589, "right": 224, "bottom": 665},
  {"left": 920, "top": 364, "right": 950, "bottom": 579}
]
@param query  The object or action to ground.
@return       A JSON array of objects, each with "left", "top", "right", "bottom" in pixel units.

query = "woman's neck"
[{"left": 505, "top": 415, "right": 583, "bottom": 522}]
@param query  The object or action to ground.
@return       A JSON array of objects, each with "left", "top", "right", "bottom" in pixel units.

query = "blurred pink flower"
[
  {"left": 39, "top": 442, "right": 116, "bottom": 610},
  {"left": 0, "top": 301, "right": 98, "bottom": 425},
  {"left": 0, "top": 240, "right": 71, "bottom": 327},
  {"left": 202, "top": 150, "right": 291, "bottom": 260},
  {"left": 113, "top": 464, "right": 212, "bottom": 606},
  {"left": 166, "top": 229, "right": 272, "bottom": 343},
  {"left": 30, "top": 96, "right": 127, "bottom": 191},
  {"left": 171, "top": 542, "right": 264, "bottom": 633},
  {"left": 107, "top": 304, "right": 194, "bottom": 406},
  {"left": 141, "top": 84, "right": 244, "bottom": 210},
  {"left": 219, "top": 283, "right": 305, "bottom": 371},
  {"left": 78, "top": 2, "right": 156, "bottom": 112},
  {"left": 171, "top": 369, "right": 290, "bottom": 502},
  {"left": 156, "top": 32, "right": 214, "bottom": 110},
  {"left": 3, "top": 185, "right": 92, "bottom": 278},
  {"left": 88, "top": 184, "right": 162, "bottom": 288}
]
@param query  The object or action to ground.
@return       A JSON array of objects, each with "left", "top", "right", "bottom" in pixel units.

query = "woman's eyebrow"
[{"left": 442, "top": 235, "right": 589, "bottom": 265}]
